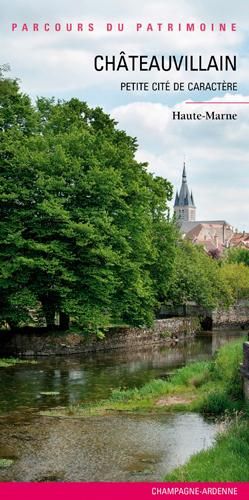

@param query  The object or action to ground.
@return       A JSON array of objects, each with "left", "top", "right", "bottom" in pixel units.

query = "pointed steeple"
[
  {"left": 182, "top": 162, "right": 187, "bottom": 182},
  {"left": 174, "top": 163, "right": 196, "bottom": 222},
  {"left": 177, "top": 163, "right": 194, "bottom": 207}
]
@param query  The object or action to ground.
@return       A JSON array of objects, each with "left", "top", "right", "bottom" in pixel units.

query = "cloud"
[
  {"left": 111, "top": 96, "right": 249, "bottom": 230},
  {"left": 2, "top": 0, "right": 248, "bottom": 99},
  {"left": 2, "top": 0, "right": 249, "bottom": 230}
]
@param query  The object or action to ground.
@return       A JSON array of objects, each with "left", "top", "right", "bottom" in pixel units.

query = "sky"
[{"left": 1, "top": 0, "right": 249, "bottom": 230}]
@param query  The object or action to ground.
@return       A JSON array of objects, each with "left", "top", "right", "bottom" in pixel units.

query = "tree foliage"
[
  {"left": 221, "top": 247, "right": 249, "bottom": 301},
  {"left": 165, "top": 240, "right": 233, "bottom": 309},
  {"left": 0, "top": 69, "right": 176, "bottom": 331},
  {"left": 225, "top": 247, "right": 249, "bottom": 267},
  {"left": 219, "top": 263, "right": 249, "bottom": 301}
]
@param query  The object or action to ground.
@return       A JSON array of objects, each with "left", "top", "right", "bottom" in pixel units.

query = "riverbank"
[
  {"left": 1, "top": 300, "right": 249, "bottom": 358},
  {"left": 0, "top": 358, "right": 37, "bottom": 368},
  {"left": 41, "top": 337, "right": 246, "bottom": 417},
  {"left": 0, "top": 318, "right": 200, "bottom": 356},
  {"left": 40, "top": 360, "right": 213, "bottom": 417},
  {"left": 165, "top": 421, "right": 249, "bottom": 481},
  {"left": 39, "top": 337, "right": 249, "bottom": 481},
  {"left": 0, "top": 333, "right": 248, "bottom": 482}
]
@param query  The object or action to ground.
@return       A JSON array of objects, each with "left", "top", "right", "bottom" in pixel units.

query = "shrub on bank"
[
  {"left": 213, "top": 339, "right": 244, "bottom": 400},
  {"left": 200, "top": 390, "right": 239, "bottom": 416},
  {"left": 109, "top": 338, "right": 245, "bottom": 415},
  {"left": 199, "top": 338, "right": 244, "bottom": 416}
]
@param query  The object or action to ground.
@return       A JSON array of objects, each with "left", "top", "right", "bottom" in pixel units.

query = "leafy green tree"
[
  {"left": 0, "top": 64, "right": 37, "bottom": 134},
  {"left": 226, "top": 247, "right": 249, "bottom": 267},
  {"left": 166, "top": 240, "right": 233, "bottom": 309},
  {"left": 220, "top": 263, "right": 249, "bottom": 301},
  {"left": 0, "top": 70, "right": 176, "bottom": 332}
]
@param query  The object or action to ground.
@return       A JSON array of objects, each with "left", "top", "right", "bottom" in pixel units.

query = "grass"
[
  {"left": 37, "top": 336, "right": 249, "bottom": 481},
  {"left": 39, "top": 336, "right": 249, "bottom": 481},
  {"left": 0, "top": 458, "right": 14, "bottom": 468},
  {"left": 40, "top": 337, "right": 246, "bottom": 419},
  {"left": 0, "top": 358, "right": 37, "bottom": 368},
  {"left": 165, "top": 421, "right": 249, "bottom": 481},
  {"left": 41, "top": 363, "right": 211, "bottom": 417},
  {"left": 163, "top": 338, "right": 249, "bottom": 481}
]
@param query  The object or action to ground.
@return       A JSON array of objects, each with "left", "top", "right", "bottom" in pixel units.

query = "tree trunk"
[
  {"left": 183, "top": 303, "right": 187, "bottom": 317},
  {"left": 41, "top": 299, "right": 56, "bottom": 330},
  {"left": 59, "top": 312, "right": 70, "bottom": 331}
]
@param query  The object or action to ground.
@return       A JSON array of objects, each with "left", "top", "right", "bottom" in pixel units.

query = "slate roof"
[
  {"left": 180, "top": 220, "right": 231, "bottom": 234},
  {"left": 174, "top": 163, "right": 195, "bottom": 208}
]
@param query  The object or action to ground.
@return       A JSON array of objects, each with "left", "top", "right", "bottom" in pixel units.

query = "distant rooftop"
[{"left": 180, "top": 220, "right": 233, "bottom": 234}]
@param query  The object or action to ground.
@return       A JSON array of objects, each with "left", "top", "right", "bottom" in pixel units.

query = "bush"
[
  {"left": 220, "top": 263, "right": 249, "bottom": 300},
  {"left": 213, "top": 338, "right": 244, "bottom": 399},
  {"left": 201, "top": 390, "right": 235, "bottom": 415},
  {"left": 199, "top": 339, "right": 245, "bottom": 415}
]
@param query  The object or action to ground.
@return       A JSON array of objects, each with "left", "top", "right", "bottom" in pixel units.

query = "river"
[{"left": 0, "top": 329, "right": 245, "bottom": 482}]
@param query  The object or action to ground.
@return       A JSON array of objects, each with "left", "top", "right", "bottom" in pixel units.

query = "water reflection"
[
  {"left": 211, "top": 329, "right": 246, "bottom": 354},
  {"left": 0, "top": 330, "right": 245, "bottom": 414},
  {"left": 0, "top": 329, "right": 245, "bottom": 482}
]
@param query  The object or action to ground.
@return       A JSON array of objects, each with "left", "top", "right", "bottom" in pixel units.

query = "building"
[
  {"left": 173, "top": 163, "right": 196, "bottom": 222},
  {"left": 230, "top": 232, "right": 249, "bottom": 249},
  {"left": 173, "top": 164, "right": 234, "bottom": 252}
]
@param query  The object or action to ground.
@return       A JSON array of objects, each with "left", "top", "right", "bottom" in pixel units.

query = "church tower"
[{"left": 174, "top": 163, "right": 196, "bottom": 222}]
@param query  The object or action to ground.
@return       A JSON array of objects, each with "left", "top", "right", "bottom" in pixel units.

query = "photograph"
[{"left": 0, "top": 1, "right": 249, "bottom": 498}]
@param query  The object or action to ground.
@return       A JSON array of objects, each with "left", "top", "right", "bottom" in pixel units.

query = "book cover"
[{"left": 0, "top": 0, "right": 249, "bottom": 499}]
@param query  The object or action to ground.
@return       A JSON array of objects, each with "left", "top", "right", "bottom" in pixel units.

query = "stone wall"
[
  {"left": 212, "top": 301, "right": 249, "bottom": 329},
  {"left": 159, "top": 300, "right": 249, "bottom": 330},
  {"left": 0, "top": 317, "right": 200, "bottom": 357}
]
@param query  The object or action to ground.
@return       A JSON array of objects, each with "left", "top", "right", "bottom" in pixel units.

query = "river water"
[{"left": 0, "top": 329, "right": 245, "bottom": 482}]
